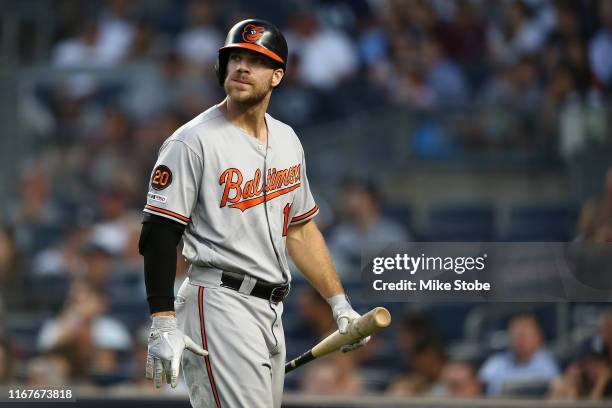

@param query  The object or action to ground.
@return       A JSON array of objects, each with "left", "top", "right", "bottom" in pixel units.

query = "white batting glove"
[
  {"left": 326, "top": 294, "right": 371, "bottom": 353},
  {"left": 145, "top": 316, "right": 208, "bottom": 388}
]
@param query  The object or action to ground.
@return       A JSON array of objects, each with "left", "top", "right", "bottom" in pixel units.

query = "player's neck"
[{"left": 220, "top": 96, "right": 270, "bottom": 143}]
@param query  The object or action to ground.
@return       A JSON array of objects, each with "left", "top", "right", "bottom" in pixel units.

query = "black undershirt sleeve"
[{"left": 138, "top": 213, "right": 186, "bottom": 314}]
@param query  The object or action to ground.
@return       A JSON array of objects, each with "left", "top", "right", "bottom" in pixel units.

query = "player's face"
[{"left": 224, "top": 50, "right": 284, "bottom": 105}]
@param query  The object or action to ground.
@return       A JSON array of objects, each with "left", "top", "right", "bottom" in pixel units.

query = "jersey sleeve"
[
  {"left": 289, "top": 148, "right": 319, "bottom": 225},
  {"left": 143, "top": 140, "right": 202, "bottom": 225}
]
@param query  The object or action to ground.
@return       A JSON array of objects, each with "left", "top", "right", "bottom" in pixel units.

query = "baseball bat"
[{"left": 285, "top": 307, "right": 391, "bottom": 373}]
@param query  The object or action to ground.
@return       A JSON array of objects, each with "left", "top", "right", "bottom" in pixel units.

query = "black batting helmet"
[{"left": 215, "top": 19, "right": 288, "bottom": 86}]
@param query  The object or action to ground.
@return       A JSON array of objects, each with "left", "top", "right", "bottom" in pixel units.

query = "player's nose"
[{"left": 234, "top": 59, "right": 251, "bottom": 73}]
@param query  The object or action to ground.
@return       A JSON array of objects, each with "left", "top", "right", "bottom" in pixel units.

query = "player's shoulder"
[
  {"left": 266, "top": 113, "right": 303, "bottom": 150},
  {"left": 172, "top": 105, "right": 226, "bottom": 142},
  {"left": 161, "top": 105, "right": 227, "bottom": 154}
]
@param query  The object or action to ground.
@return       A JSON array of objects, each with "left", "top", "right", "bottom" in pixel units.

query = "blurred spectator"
[
  {"left": 389, "top": 57, "right": 437, "bottom": 109},
  {"left": 268, "top": 54, "right": 323, "bottom": 129},
  {"left": 479, "top": 314, "right": 559, "bottom": 396},
  {"left": 555, "top": 83, "right": 608, "bottom": 160},
  {"left": 549, "top": 351, "right": 612, "bottom": 400},
  {"left": 578, "top": 166, "right": 612, "bottom": 241},
  {"left": 37, "top": 282, "right": 132, "bottom": 379},
  {"left": 434, "top": 0, "right": 487, "bottom": 73},
  {"left": 0, "top": 226, "right": 24, "bottom": 304},
  {"left": 126, "top": 21, "right": 158, "bottom": 62},
  {"left": 120, "top": 51, "right": 218, "bottom": 121},
  {"left": 422, "top": 37, "right": 469, "bottom": 105},
  {"left": 25, "top": 353, "right": 72, "bottom": 387},
  {"left": 93, "top": 190, "right": 131, "bottom": 248},
  {"left": 0, "top": 340, "right": 14, "bottom": 385},
  {"left": 439, "top": 360, "right": 482, "bottom": 398},
  {"left": 176, "top": 1, "right": 223, "bottom": 70},
  {"left": 285, "top": 12, "right": 358, "bottom": 90},
  {"left": 31, "top": 224, "right": 89, "bottom": 279},
  {"left": 96, "top": 0, "right": 136, "bottom": 65},
  {"left": 545, "top": 3, "right": 588, "bottom": 84},
  {"left": 355, "top": 10, "right": 389, "bottom": 70},
  {"left": 548, "top": 360, "right": 583, "bottom": 400},
  {"left": 52, "top": 20, "right": 105, "bottom": 99},
  {"left": 478, "top": 57, "right": 543, "bottom": 147},
  {"left": 299, "top": 354, "right": 364, "bottom": 395},
  {"left": 387, "top": 312, "right": 445, "bottom": 396},
  {"left": 6, "top": 164, "right": 66, "bottom": 256},
  {"left": 589, "top": 0, "right": 612, "bottom": 89},
  {"left": 487, "top": 1, "right": 549, "bottom": 66},
  {"left": 86, "top": 109, "right": 136, "bottom": 190},
  {"left": 328, "top": 179, "right": 411, "bottom": 278},
  {"left": 81, "top": 239, "right": 115, "bottom": 291},
  {"left": 396, "top": 312, "right": 442, "bottom": 360},
  {"left": 581, "top": 351, "right": 612, "bottom": 399},
  {"left": 592, "top": 309, "right": 612, "bottom": 363},
  {"left": 386, "top": 339, "right": 447, "bottom": 397}
]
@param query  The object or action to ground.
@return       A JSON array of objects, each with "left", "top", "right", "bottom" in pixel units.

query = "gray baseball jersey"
[
  {"left": 143, "top": 104, "right": 318, "bottom": 407},
  {"left": 143, "top": 104, "right": 319, "bottom": 284}
]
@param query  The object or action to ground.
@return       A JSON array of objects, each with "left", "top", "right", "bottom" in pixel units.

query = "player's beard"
[{"left": 224, "top": 76, "right": 273, "bottom": 107}]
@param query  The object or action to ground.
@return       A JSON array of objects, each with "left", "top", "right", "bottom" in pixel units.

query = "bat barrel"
[{"left": 373, "top": 307, "right": 391, "bottom": 327}]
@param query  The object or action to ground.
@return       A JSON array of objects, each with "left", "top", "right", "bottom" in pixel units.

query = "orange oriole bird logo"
[{"left": 242, "top": 24, "right": 265, "bottom": 42}]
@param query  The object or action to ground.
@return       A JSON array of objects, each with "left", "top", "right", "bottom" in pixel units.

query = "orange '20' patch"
[{"left": 151, "top": 165, "right": 173, "bottom": 190}]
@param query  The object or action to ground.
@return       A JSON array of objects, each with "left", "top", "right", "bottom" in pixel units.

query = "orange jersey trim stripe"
[
  {"left": 144, "top": 205, "right": 190, "bottom": 223},
  {"left": 291, "top": 205, "right": 319, "bottom": 223},
  {"left": 229, "top": 183, "right": 301, "bottom": 212}
]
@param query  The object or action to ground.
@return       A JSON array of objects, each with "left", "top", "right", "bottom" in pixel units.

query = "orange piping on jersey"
[
  {"left": 291, "top": 205, "right": 319, "bottom": 223},
  {"left": 144, "top": 205, "right": 190, "bottom": 223},
  {"left": 229, "top": 183, "right": 301, "bottom": 212}
]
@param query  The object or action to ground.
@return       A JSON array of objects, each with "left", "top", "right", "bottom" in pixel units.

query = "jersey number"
[
  {"left": 153, "top": 170, "right": 170, "bottom": 185},
  {"left": 282, "top": 203, "right": 291, "bottom": 236}
]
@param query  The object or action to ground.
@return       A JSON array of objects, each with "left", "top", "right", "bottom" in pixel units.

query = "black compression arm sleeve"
[{"left": 139, "top": 213, "right": 185, "bottom": 314}]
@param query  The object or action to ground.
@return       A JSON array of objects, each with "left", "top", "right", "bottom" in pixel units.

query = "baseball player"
[{"left": 138, "top": 19, "right": 368, "bottom": 407}]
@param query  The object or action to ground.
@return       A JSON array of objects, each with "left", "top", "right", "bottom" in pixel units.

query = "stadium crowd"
[{"left": 1, "top": 0, "right": 612, "bottom": 401}]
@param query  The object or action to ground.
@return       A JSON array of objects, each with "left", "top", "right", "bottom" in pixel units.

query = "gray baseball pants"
[{"left": 175, "top": 278, "right": 285, "bottom": 407}]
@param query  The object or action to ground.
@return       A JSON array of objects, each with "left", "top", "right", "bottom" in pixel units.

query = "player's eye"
[{"left": 230, "top": 54, "right": 241, "bottom": 61}]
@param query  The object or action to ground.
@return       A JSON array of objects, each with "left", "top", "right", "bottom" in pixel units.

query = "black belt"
[{"left": 220, "top": 271, "right": 290, "bottom": 304}]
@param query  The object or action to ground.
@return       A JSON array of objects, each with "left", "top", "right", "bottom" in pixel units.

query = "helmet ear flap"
[{"left": 215, "top": 51, "right": 229, "bottom": 86}]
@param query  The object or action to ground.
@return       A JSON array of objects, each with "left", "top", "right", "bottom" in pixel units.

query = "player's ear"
[{"left": 271, "top": 68, "right": 284, "bottom": 88}]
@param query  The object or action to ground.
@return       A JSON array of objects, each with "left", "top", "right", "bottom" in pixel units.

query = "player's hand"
[
  {"left": 326, "top": 294, "right": 371, "bottom": 353},
  {"left": 145, "top": 316, "right": 208, "bottom": 388}
]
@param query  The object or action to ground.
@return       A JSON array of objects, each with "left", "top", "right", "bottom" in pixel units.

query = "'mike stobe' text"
[{"left": 373, "top": 279, "right": 491, "bottom": 291}]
